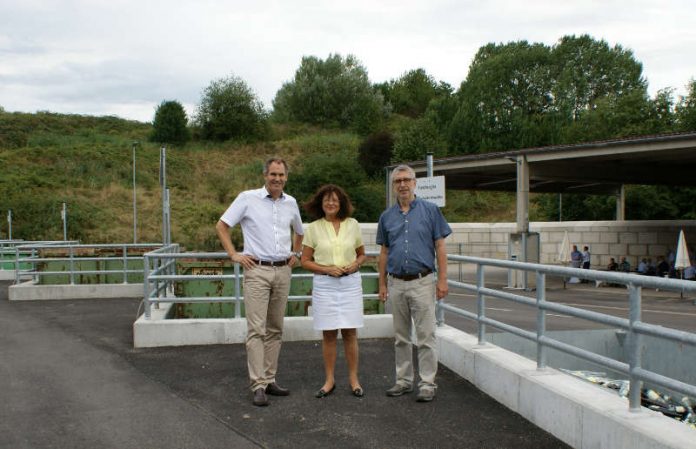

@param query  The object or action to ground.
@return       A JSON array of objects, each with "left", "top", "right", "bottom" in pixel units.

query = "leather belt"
[
  {"left": 389, "top": 269, "right": 432, "bottom": 281},
  {"left": 253, "top": 258, "right": 291, "bottom": 267},
  {"left": 318, "top": 272, "right": 350, "bottom": 277}
]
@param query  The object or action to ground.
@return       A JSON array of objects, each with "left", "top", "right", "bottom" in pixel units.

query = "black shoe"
[
  {"left": 351, "top": 386, "right": 364, "bottom": 398},
  {"left": 265, "top": 382, "right": 290, "bottom": 396},
  {"left": 253, "top": 388, "right": 268, "bottom": 406},
  {"left": 315, "top": 384, "right": 336, "bottom": 398}
]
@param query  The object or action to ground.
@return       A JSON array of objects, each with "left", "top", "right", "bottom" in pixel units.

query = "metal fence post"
[
  {"left": 234, "top": 262, "right": 241, "bottom": 318},
  {"left": 628, "top": 284, "right": 643, "bottom": 412},
  {"left": 144, "top": 254, "right": 151, "bottom": 319},
  {"left": 477, "top": 263, "right": 486, "bottom": 344},
  {"left": 536, "top": 271, "right": 547, "bottom": 369},
  {"left": 69, "top": 245, "right": 75, "bottom": 285},
  {"left": 122, "top": 244, "right": 128, "bottom": 284},
  {"left": 31, "top": 248, "right": 38, "bottom": 284},
  {"left": 458, "top": 243, "right": 463, "bottom": 282},
  {"left": 14, "top": 246, "right": 20, "bottom": 284}
]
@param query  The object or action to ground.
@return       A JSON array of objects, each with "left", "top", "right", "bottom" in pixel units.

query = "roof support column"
[
  {"left": 516, "top": 156, "right": 529, "bottom": 233},
  {"left": 616, "top": 184, "right": 625, "bottom": 221}
]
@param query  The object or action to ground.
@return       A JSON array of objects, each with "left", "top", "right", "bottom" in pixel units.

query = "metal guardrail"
[
  {"left": 441, "top": 254, "right": 696, "bottom": 412},
  {"left": 143, "top": 247, "right": 380, "bottom": 319},
  {"left": 14, "top": 242, "right": 162, "bottom": 285},
  {"left": 142, "top": 247, "right": 696, "bottom": 413}
]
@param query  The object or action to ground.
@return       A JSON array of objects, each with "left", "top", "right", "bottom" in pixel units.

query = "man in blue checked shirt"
[{"left": 377, "top": 164, "right": 451, "bottom": 403}]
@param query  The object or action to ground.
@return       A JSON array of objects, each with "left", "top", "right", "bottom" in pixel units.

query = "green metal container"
[
  {"left": 169, "top": 259, "right": 382, "bottom": 319},
  {"left": 35, "top": 247, "right": 147, "bottom": 285}
]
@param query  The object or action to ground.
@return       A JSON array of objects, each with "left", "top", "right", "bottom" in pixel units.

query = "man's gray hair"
[{"left": 390, "top": 164, "right": 416, "bottom": 182}]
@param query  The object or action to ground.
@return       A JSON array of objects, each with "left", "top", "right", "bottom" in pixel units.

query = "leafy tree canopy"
[
  {"left": 380, "top": 68, "right": 450, "bottom": 118},
  {"left": 150, "top": 100, "right": 190, "bottom": 145},
  {"left": 676, "top": 79, "right": 696, "bottom": 131},
  {"left": 272, "top": 54, "right": 386, "bottom": 134},
  {"left": 194, "top": 75, "right": 268, "bottom": 142},
  {"left": 447, "top": 35, "right": 652, "bottom": 154}
]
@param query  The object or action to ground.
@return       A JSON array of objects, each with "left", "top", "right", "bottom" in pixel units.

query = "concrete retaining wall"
[
  {"left": 8, "top": 280, "right": 143, "bottom": 301},
  {"left": 436, "top": 325, "right": 694, "bottom": 449},
  {"left": 361, "top": 220, "right": 696, "bottom": 269},
  {"left": 133, "top": 303, "right": 394, "bottom": 348}
]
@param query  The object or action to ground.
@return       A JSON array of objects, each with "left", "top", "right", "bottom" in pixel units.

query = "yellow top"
[{"left": 303, "top": 217, "right": 363, "bottom": 266}]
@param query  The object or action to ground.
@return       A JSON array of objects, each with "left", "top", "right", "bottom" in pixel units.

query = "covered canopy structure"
[{"left": 400, "top": 132, "right": 696, "bottom": 232}]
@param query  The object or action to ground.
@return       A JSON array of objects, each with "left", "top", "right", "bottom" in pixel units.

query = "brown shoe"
[
  {"left": 253, "top": 388, "right": 268, "bottom": 406},
  {"left": 265, "top": 382, "right": 290, "bottom": 396}
]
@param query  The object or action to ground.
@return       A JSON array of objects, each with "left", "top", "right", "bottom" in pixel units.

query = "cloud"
[{"left": 0, "top": 0, "right": 694, "bottom": 122}]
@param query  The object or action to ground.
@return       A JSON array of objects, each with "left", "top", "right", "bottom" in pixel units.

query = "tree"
[
  {"left": 448, "top": 41, "right": 555, "bottom": 153},
  {"left": 194, "top": 75, "right": 268, "bottom": 142},
  {"left": 150, "top": 100, "right": 190, "bottom": 145},
  {"left": 382, "top": 68, "right": 445, "bottom": 118},
  {"left": 446, "top": 35, "right": 652, "bottom": 154},
  {"left": 676, "top": 79, "right": 696, "bottom": 131},
  {"left": 392, "top": 118, "right": 447, "bottom": 163},
  {"left": 272, "top": 54, "right": 386, "bottom": 134},
  {"left": 358, "top": 130, "right": 394, "bottom": 178},
  {"left": 292, "top": 152, "right": 383, "bottom": 222},
  {"left": 552, "top": 35, "right": 647, "bottom": 121}
]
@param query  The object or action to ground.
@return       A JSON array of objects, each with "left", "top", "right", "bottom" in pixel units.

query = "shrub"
[{"left": 150, "top": 100, "right": 190, "bottom": 145}]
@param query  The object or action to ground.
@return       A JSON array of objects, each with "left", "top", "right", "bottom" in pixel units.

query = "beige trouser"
[
  {"left": 243, "top": 264, "right": 291, "bottom": 392},
  {"left": 388, "top": 274, "right": 437, "bottom": 391}
]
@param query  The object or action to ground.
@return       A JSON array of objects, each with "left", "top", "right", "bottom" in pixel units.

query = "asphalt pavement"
[{"left": 0, "top": 280, "right": 570, "bottom": 449}]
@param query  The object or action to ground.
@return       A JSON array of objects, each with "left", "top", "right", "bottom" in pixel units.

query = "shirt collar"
[
  {"left": 262, "top": 186, "right": 285, "bottom": 200},
  {"left": 393, "top": 196, "right": 419, "bottom": 211}
]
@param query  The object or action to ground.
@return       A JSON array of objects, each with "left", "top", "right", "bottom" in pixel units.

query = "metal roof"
[{"left": 403, "top": 132, "right": 696, "bottom": 194}]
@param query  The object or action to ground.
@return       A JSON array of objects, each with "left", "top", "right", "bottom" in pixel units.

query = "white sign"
[{"left": 415, "top": 176, "right": 446, "bottom": 207}]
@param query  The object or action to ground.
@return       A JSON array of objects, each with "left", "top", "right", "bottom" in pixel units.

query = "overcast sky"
[{"left": 1, "top": 0, "right": 695, "bottom": 123}]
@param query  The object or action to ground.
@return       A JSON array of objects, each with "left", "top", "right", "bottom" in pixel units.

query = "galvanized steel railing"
[
  {"left": 143, "top": 248, "right": 380, "bottom": 319},
  {"left": 439, "top": 254, "right": 696, "bottom": 412},
  {"left": 14, "top": 242, "right": 162, "bottom": 285},
  {"left": 142, "top": 246, "right": 696, "bottom": 412}
]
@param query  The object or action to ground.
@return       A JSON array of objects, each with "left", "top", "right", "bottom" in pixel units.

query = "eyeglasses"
[{"left": 392, "top": 177, "right": 414, "bottom": 185}]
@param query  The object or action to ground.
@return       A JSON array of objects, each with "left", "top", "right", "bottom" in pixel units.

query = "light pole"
[{"left": 132, "top": 141, "right": 139, "bottom": 243}]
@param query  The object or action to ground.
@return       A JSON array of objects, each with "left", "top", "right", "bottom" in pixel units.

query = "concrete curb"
[
  {"left": 8, "top": 280, "right": 143, "bottom": 300},
  {"left": 436, "top": 324, "right": 694, "bottom": 449},
  {"left": 133, "top": 303, "right": 394, "bottom": 348}
]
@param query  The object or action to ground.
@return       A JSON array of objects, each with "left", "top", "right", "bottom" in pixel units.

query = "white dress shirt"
[{"left": 220, "top": 186, "right": 304, "bottom": 261}]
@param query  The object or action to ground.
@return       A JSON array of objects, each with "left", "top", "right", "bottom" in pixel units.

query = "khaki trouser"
[
  {"left": 243, "top": 265, "right": 291, "bottom": 392},
  {"left": 388, "top": 274, "right": 437, "bottom": 391}
]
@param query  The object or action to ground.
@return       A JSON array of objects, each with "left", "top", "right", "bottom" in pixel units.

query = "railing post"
[
  {"left": 458, "top": 243, "right": 463, "bottom": 282},
  {"left": 31, "top": 248, "right": 38, "bottom": 284},
  {"left": 536, "top": 271, "right": 547, "bottom": 369},
  {"left": 69, "top": 245, "right": 75, "bottom": 285},
  {"left": 628, "top": 284, "right": 643, "bottom": 412},
  {"left": 122, "top": 244, "right": 128, "bottom": 284},
  {"left": 144, "top": 254, "right": 151, "bottom": 319},
  {"left": 477, "top": 263, "right": 486, "bottom": 344},
  {"left": 14, "top": 246, "right": 20, "bottom": 284},
  {"left": 234, "top": 262, "right": 241, "bottom": 319}
]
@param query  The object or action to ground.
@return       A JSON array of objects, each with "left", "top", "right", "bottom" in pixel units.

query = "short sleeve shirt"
[
  {"left": 376, "top": 197, "right": 452, "bottom": 275},
  {"left": 219, "top": 186, "right": 304, "bottom": 261},
  {"left": 303, "top": 218, "right": 363, "bottom": 267}
]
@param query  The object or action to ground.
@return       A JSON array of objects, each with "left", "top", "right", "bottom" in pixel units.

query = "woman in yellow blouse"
[{"left": 301, "top": 184, "right": 366, "bottom": 398}]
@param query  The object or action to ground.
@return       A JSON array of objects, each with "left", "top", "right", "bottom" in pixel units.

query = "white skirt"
[{"left": 311, "top": 272, "right": 364, "bottom": 330}]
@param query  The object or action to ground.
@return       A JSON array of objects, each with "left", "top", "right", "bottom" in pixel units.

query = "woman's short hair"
[{"left": 304, "top": 184, "right": 354, "bottom": 220}]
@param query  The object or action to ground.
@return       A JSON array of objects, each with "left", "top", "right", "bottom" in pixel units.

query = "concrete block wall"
[{"left": 360, "top": 220, "right": 696, "bottom": 269}]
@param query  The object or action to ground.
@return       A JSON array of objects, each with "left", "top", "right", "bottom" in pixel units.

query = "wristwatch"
[{"left": 293, "top": 251, "right": 302, "bottom": 258}]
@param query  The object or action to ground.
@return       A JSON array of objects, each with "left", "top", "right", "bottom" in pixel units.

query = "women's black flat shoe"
[
  {"left": 351, "top": 387, "right": 364, "bottom": 398},
  {"left": 315, "top": 384, "right": 336, "bottom": 398}
]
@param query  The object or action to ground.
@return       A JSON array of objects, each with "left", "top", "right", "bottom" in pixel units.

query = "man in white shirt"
[{"left": 216, "top": 157, "right": 304, "bottom": 406}]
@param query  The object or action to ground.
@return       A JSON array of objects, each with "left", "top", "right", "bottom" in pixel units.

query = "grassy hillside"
[{"left": 0, "top": 111, "right": 516, "bottom": 250}]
